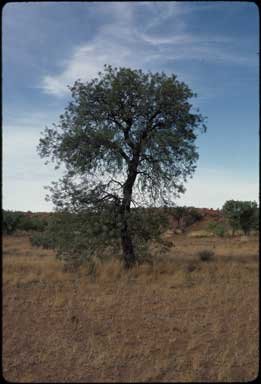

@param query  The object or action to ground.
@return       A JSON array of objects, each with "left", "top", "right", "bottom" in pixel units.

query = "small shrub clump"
[
  {"left": 207, "top": 222, "right": 226, "bottom": 237},
  {"left": 198, "top": 249, "right": 215, "bottom": 262},
  {"left": 188, "top": 208, "right": 203, "bottom": 223}
]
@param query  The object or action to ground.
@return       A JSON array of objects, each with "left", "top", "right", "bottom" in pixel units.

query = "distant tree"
[
  {"left": 173, "top": 206, "right": 187, "bottom": 231},
  {"left": 38, "top": 65, "right": 207, "bottom": 268},
  {"left": 187, "top": 207, "right": 203, "bottom": 224},
  {"left": 238, "top": 201, "right": 258, "bottom": 235},
  {"left": 222, "top": 201, "right": 241, "bottom": 236},
  {"left": 222, "top": 200, "right": 258, "bottom": 235},
  {"left": 253, "top": 207, "right": 259, "bottom": 231},
  {"left": 2, "top": 210, "right": 22, "bottom": 235}
]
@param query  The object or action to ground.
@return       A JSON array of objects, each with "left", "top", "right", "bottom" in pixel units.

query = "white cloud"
[
  {"left": 3, "top": 2, "right": 258, "bottom": 212},
  {"left": 41, "top": 29, "right": 142, "bottom": 97},
  {"left": 41, "top": 2, "right": 257, "bottom": 97}
]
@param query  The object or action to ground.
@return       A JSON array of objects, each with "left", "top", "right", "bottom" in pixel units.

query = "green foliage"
[
  {"left": 2, "top": 210, "right": 22, "bottom": 235},
  {"left": 44, "top": 207, "right": 171, "bottom": 267},
  {"left": 222, "top": 200, "right": 242, "bottom": 234},
  {"left": 30, "top": 208, "right": 122, "bottom": 266},
  {"left": 38, "top": 65, "right": 206, "bottom": 267},
  {"left": 172, "top": 206, "right": 203, "bottom": 230},
  {"left": 38, "top": 66, "right": 206, "bottom": 208},
  {"left": 253, "top": 207, "right": 259, "bottom": 231},
  {"left": 128, "top": 208, "right": 172, "bottom": 264},
  {"left": 239, "top": 202, "right": 258, "bottom": 235},
  {"left": 30, "top": 231, "right": 55, "bottom": 249},
  {"left": 17, "top": 215, "right": 47, "bottom": 232},
  {"left": 207, "top": 222, "right": 226, "bottom": 237},
  {"left": 188, "top": 208, "right": 203, "bottom": 222},
  {"left": 222, "top": 200, "right": 258, "bottom": 235},
  {"left": 173, "top": 206, "right": 187, "bottom": 220},
  {"left": 2, "top": 210, "right": 48, "bottom": 235}
]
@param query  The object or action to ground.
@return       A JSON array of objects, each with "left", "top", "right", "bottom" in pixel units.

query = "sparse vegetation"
[
  {"left": 3, "top": 231, "right": 258, "bottom": 382},
  {"left": 172, "top": 206, "right": 203, "bottom": 232},
  {"left": 198, "top": 249, "right": 215, "bottom": 262},
  {"left": 207, "top": 222, "right": 226, "bottom": 237}
]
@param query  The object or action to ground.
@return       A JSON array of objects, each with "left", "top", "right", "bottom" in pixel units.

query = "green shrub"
[
  {"left": 222, "top": 200, "right": 258, "bottom": 235},
  {"left": 30, "top": 232, "right": 55, "bottom": 249},
  {"left": 198, "top": 249, "right": 215, "bottom": 262},
  {"left": 188, "top": 208, "right": 203, "bottom": 223},
  {"left": 17, "top": 216, "right": 47, "bottom": 232},
  {"left": 207, "top": 222, "right": 226, "bottom": 237},
  {"left": 2, "top": 210, "right": 48, "bottom": 234},
  {"left": 2, "top": 211, "right": 22, "bottom": 234}
]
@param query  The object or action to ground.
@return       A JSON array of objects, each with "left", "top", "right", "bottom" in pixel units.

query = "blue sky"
[{"left": 3, "top": 1, "right": 259, "bottom": 211}]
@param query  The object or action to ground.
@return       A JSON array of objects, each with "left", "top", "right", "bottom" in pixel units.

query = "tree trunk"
[
  {"left": 120, "top": 213, "right": 135, "bottom": 269},
  {"left": 120, "top": 154, "right": 140, "bottom": 269}
]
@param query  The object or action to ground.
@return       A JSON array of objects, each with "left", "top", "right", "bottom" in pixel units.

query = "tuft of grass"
[
  {"left": 198, "top": 249, "right": 215, "bottom": 262},
  {"left": 186, "top": 263, "right": 198, "bottom": 273}
]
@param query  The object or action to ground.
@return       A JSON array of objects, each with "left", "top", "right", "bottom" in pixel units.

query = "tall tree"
[
  {"left": 222, "top": 200, "right": 258, "bottom": 235},
  {"left": 222, "top": 200, "right": 242, "bottom": 236},
  {"left": 38, "top": 65, "right": 207, "bottom": 268}
]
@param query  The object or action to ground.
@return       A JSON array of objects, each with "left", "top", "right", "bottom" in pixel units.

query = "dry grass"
[{"left": 3, "top": 233, "right": 259, "bottom": 382}]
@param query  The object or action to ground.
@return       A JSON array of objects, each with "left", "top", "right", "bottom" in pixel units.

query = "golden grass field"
[{"left": 3, "top": 231, "right": 259, "bottom": 382}]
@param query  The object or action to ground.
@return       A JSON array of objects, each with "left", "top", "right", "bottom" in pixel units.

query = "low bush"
[
  {"left": 17, "top": 216, "right": 48, "bottom": 232},
  {"left": 198, "top": 249, "right": 215, "bottom": 262},
  {"left": 2, "top": 210, "right": 49, "bottom": 234},
  {"left": 30, "top": 232, "right": 55, "bottom": 249},
  {"left": 2, "top": 211, "right": 26, "bottom": 235},
  {"left": 188, "top": 208, "right": 203, "bottom": 223},
  {"left": 207, "top": 222, "right": 226, "bottom": 237}
]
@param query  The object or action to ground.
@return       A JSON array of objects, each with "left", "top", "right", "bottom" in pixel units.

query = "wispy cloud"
[
  {"left": 3, "top": 2, "right": 258, "bottom": 212},
  {"left": 41, "top": 2, "right": 257, "bottom": 97}
]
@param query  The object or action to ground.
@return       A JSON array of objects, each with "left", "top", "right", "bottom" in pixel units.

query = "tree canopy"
[
  {"left": 38, "top": 65, "right": 207, "bottom": 267},
  {"left": 222, "top": 200, "right": 258, "bottom": 235}
]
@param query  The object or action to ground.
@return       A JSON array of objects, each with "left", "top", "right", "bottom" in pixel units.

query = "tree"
[
  {"left": 222, "top": 200, "right": 258, "bottom": 235},
  {"left": 38, "top": 65, "right": 207, "bottom": 268},
  {"left": 2, "top": 210, "right": 22, "bottom": 235},
  {"left": 238, "top": 201, "right": 258, "bottom": 235},
  {"left": 173, "top": 206, "right": 187, "bottom": 231},
  {"left": 253, "top": 206, "right": 259, "bottom": 231},
  {"left": 222, "top": 200, "right": 241, "bottom": 236}
]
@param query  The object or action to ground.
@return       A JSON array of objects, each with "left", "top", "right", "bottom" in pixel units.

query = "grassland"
[{"left": 3, "top": 231, "right": 259, "bottom": 382}]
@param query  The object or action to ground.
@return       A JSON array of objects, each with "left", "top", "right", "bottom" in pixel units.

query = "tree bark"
[
  {"left": 119, "top": 124, "right": 152, "bottom": 268},
  {"left": 120, "top": 153, "right": 140, "bottom": 269},
  {"left": 120, "top": 213, "right": 135, "bottom": 269}
]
